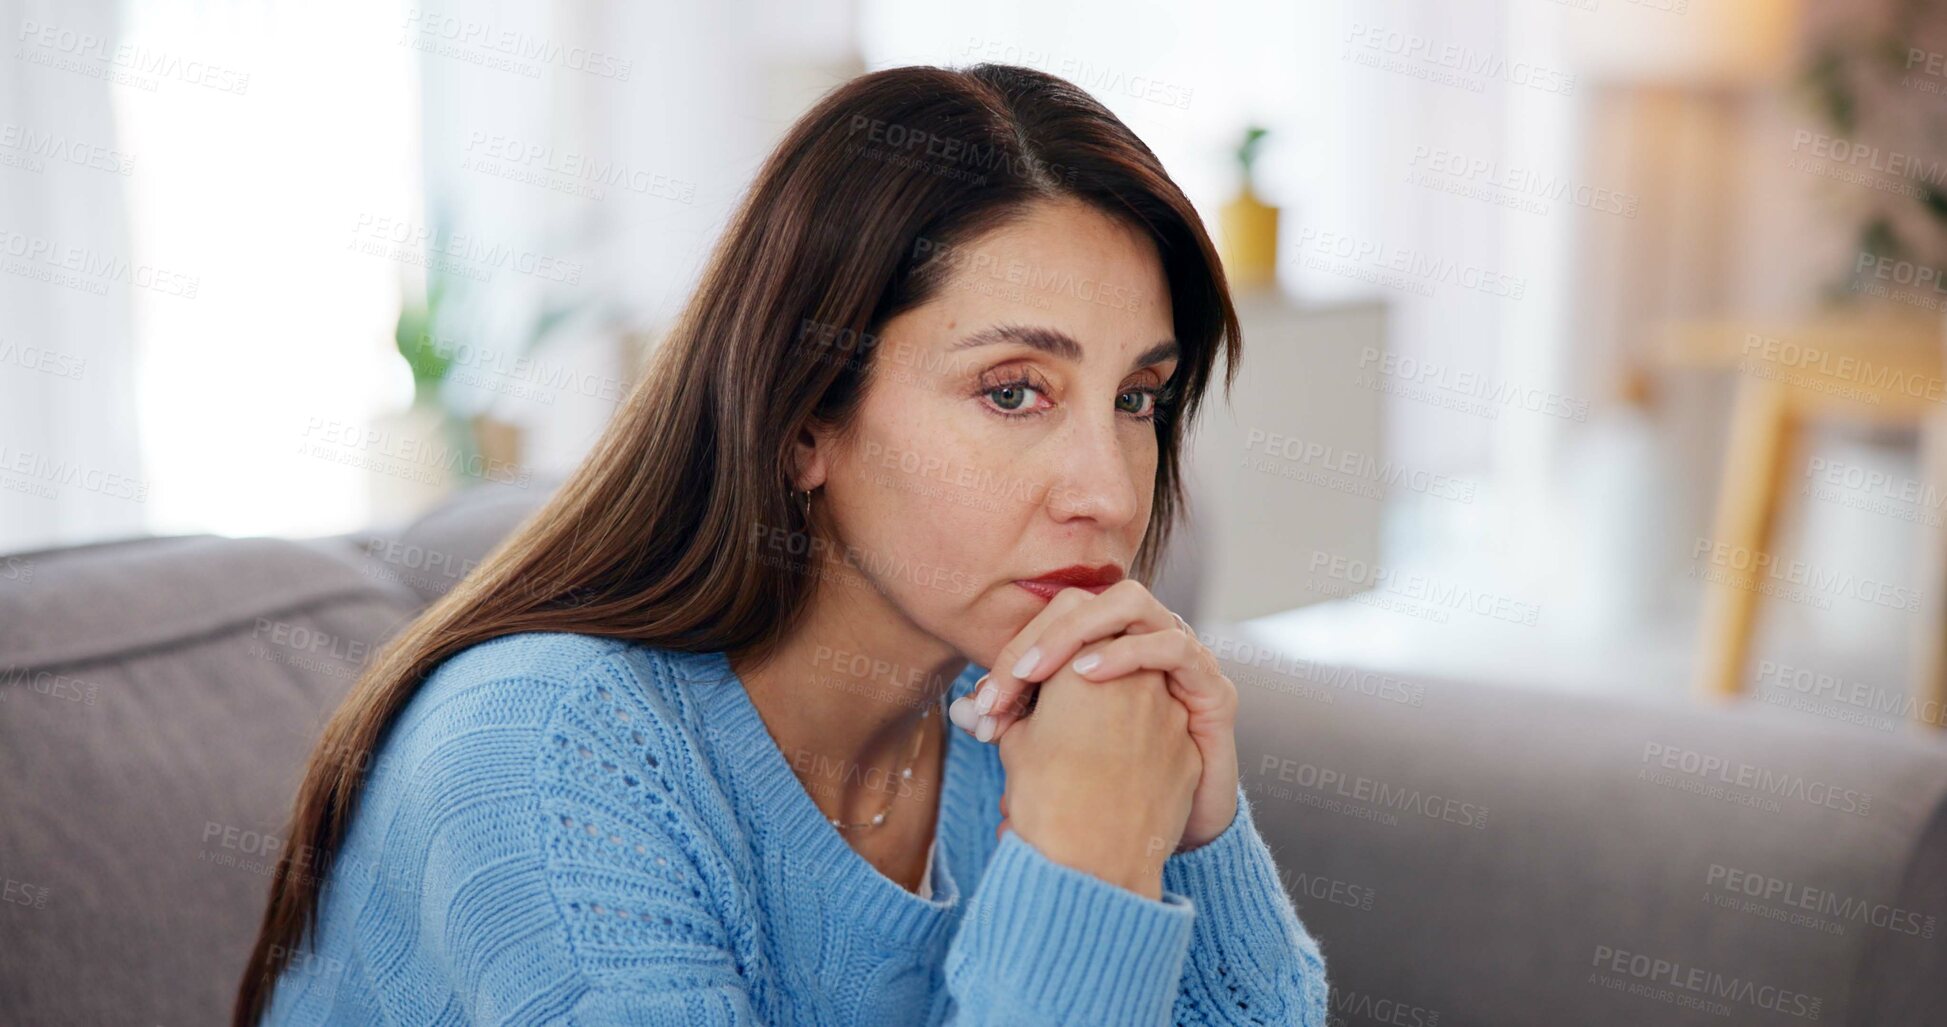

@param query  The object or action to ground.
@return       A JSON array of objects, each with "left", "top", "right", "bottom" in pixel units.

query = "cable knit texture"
[{"left": 262, "top": 631, "right": 1328, "bottom": 1026}]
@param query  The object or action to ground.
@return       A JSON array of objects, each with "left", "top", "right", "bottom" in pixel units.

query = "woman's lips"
[
  {"left": 1012, "top": 563, "right": 1123, "bottom": 600},
  {"left": 1013, "top": 579, "right": 1114, "bottom": 600}
]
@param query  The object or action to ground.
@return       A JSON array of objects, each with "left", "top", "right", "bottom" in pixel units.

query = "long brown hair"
[{"left": 234, "top": 61, "right": 1241, "bottom": 1024}]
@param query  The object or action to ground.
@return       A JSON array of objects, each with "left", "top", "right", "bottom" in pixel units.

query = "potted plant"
[{"left": 1219, "top": 124, "right": 1280, "bottom": 291}]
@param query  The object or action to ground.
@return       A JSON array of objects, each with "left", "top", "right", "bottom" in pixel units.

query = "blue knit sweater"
[{"left": 263, "top": 631, "right": 1328, "bottom": 1025}]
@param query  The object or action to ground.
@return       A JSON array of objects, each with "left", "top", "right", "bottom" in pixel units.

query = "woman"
[{"left": 238, "top": 62, "right": 1328, "bottom": 1026}]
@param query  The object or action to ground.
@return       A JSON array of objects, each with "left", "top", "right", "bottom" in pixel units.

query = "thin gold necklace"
[{"left": 826, "top": 693, "right": 941, "bottom": 831}]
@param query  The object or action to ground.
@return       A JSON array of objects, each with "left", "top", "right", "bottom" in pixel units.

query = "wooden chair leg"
[
  {"left": 1913, "top": 408, "right": 1947, "bottom": 729},
  {"left": 1694, "top": 377, "right": 1794, "bottom": 700}
]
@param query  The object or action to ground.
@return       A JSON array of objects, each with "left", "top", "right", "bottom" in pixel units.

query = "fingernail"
[
  {"left": 1072, "top": 652, "right": 1101, "bottom": 674},
  {"left": 976, "top": 715, "right": 996, "bottom": 743},
  {"left": 1011, "top": 646, "right": 1041, "bottom": 679},
  {"left": 948, "top": 696, "right": 979, "bottom": 732},
  {"left": 974, "top": 686, "right": 996, "bottom": 715}
]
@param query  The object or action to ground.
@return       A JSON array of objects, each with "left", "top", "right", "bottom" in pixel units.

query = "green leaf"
[{"left": 1234, "top": 125, "right": 1270, "bottom": 176}]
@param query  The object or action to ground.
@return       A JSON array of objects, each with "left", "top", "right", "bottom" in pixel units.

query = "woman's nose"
[{"left": 1039, "top": 408, "right": 1143, "bottom": 527}]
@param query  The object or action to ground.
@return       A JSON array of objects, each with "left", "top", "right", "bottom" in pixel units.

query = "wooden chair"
[{"left": 1656, "top": 310, "right": 1946, "bottom": 727}]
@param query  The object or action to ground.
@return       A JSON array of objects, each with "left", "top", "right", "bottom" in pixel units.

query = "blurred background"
[{"left": 10, "top": 0, "right": 1945, "bottom": 734}]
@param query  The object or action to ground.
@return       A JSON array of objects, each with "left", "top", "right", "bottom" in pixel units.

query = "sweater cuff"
[
  {"left": 1163, "top": 783, "right": 1273, "bottom": 898},
  {"left": 949, "top": 830, "right": 1195, "bottom": 1025},
  {"left": 1162, "top": 785, "right": 1308, "bottom": 979}
]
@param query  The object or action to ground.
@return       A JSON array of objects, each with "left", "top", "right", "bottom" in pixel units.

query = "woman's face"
[{"left": 797, "top": 196, "right": 1180, "bottom": 666}]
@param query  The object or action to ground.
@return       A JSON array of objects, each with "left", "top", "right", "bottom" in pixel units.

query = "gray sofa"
[{"left": 3, "top": 484, "right": 1944, "bottom": 1026}]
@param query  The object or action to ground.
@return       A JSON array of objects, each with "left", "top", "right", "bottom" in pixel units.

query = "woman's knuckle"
[{"left": 1054, "top": 587, "right": 1093, "bottom": 608}]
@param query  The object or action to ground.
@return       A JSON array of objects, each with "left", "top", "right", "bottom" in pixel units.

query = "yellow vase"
[{"left": 1219, "top": 184, "right": 1279, "bottom": 291}]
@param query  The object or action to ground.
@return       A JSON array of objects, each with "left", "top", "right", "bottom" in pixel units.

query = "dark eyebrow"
[{"left": 949, "top": 323, "right": 1180, "bottom": 370}]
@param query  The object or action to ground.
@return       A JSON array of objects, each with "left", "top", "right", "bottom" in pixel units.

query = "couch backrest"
[
  {"left": 0, "top": 487, "right": 545, "bottom": 1026},
  {"left": 1229, "top": 658, "right": 1947, "bottom": 1027}
]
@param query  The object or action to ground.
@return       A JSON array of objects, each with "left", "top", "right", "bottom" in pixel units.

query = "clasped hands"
[{"left": 945, "top": 581, "right": 1241, "bottom": 882}]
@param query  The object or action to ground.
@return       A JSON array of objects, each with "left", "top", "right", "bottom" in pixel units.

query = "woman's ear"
[{"left": 789, "top": 420, "right": 831, "bottom": 492}]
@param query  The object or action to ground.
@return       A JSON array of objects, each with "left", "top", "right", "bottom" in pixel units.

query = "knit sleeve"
[
  {"left": 391, "top": 660, "right": 765, "bottom": 1025},
  {"left": 1162, "top": 784, "right": 1330, "bottom": 1025},
  {"left": 942, "top": 829, "right": 1197, "bottom": 1025}
]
